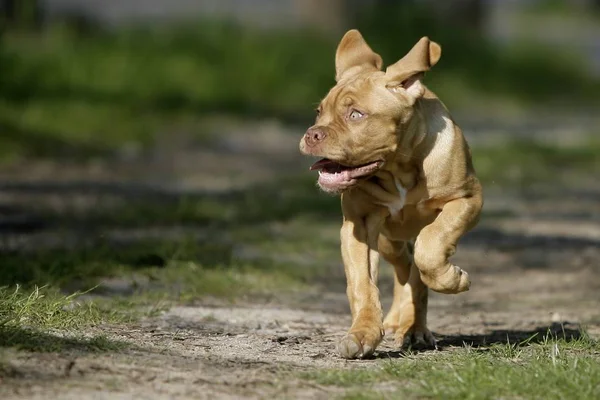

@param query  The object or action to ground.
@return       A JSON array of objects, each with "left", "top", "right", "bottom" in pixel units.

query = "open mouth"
[{"left": 309, "top": 158, "right": 383, "bottom": 193}]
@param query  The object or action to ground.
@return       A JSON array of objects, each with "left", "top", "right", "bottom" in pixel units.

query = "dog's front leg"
[
  {"left": 338, "top": 200, "right": 386, "bottom": 359},
  {"left": 414, "top": 192, "right": 483, "bottom": 294}
]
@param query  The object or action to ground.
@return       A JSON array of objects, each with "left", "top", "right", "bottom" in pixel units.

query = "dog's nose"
[{"left": 304, "top": 128, "right": 327, "bottom": 147}]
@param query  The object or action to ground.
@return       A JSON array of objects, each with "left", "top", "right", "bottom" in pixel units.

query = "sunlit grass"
[{"left": 308, "top": 334, "right": 600, "bottom": 400}]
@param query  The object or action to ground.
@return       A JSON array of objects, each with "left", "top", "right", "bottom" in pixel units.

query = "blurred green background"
[{"left": 1, "top": 0, "right": 600, "bottom": 161}]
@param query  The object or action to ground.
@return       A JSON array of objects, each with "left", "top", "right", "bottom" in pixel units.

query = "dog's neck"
[
  {"left": 373, "top": 89, "right": 450, "bottom": 198},
  {"left": 395, "top": 89, "right": 452, "bottom": 162}
]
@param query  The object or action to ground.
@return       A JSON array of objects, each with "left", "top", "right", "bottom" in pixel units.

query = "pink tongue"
[{"left": 310, "top": 158, "right": 338, "bottom": 171}]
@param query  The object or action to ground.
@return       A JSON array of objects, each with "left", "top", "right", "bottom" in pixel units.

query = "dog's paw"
[
  {"left": 421, "top": 265, "right": 470, "bottom": 294},
  {"left": 385, "top": 324, "right": 436, "bottom": 350},
  {"left": 337, "top": 327, "right": 383, "bottom": 359}
]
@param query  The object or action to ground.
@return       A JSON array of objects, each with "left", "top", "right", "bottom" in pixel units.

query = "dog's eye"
[{"left": 349, "top": 110, "right": 364, "bottom": 120}]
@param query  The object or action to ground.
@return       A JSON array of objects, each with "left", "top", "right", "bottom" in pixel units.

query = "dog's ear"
[
  {"left": 335, "top": 29, "right": 383, "bottom": 82},
  {"left": 385, "top": 37, "right": 441, "bottom": 99}
]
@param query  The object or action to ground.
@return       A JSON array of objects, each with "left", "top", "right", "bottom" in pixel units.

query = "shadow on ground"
[
  {"left": 464, "top": 226, "right": 600, "bottom": 252},
  {"left": 437, "top": 322, "right": 583, "bottom": 348},
  {"left": 0, "top": 327, "right": 129, "bottom": 353},
  {"left": 374, "top": 322, "right": 584, "bottom": 359}
]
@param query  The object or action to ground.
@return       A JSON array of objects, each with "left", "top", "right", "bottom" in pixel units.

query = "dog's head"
[{"left": 300, "top": 30, "right": 441, "bottom": 193}]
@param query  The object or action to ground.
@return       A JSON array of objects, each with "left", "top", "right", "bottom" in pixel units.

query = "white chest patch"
[{"left": 385, "top": 178, "right": 407, "bottom": 216}]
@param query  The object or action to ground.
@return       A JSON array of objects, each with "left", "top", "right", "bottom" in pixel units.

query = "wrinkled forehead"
[{"left": 320, "top": 71, "right": 387, "bottom": 110}]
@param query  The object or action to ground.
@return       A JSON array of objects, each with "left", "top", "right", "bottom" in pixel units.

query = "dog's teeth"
[{"left": 318, "top": 171, "right": 322, "bottom": 176}]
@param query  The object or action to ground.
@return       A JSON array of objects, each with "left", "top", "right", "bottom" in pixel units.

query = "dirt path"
[
  {"left": 2, "top": 264, "right": 597, "bottom": 400},
  {"left": 1, "top": 121, "right": 599, "bottom": 399},
  {"left": 3, "top": 224, "right": 598, "bottom": 399}
]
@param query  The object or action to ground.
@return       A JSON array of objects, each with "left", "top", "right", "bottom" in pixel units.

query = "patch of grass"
[
  {"left": 307, "top": 368, "right": 380, "bottom": 387},
  {"left": 153, "top": 260, "right": 305, "bottom": 301},
  {"left": 0, "top": 285, "right": 131, "bottom": 352},
  {"left": 0, "top": 240, "right": 179, "bottom": 288},
  {"left": 307, "top": 335, "right": 600, "bottom": 400},
  {"left": 0, "top": 286, "right": 114, "bottom": 329},
  {"left": 0, "top": 228, "right": 318, "bottom": 294},
  {"left": 0, "top": 247, "right": 312, "bottom": 348},
  {"left": 472, "top": 138, "right": 600, "bottom": 185},
  {"left": 0, "top": 259, "right": 288, "bottom": 350},
  {"left": 0, "top": 217, "right": 322, "bottom": 321}
]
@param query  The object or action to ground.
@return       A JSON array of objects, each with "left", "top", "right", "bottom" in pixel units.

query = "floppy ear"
[
  {"left": 335, "top": 29, "right": 383, "bottom": 82},
  {"left": 385, "top": 37, "right": 441, "bottom": 99}
]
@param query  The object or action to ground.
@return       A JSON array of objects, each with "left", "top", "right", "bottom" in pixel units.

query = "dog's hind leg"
[{"left": 379, "top": 236, "right": 435, "bottom": 349}]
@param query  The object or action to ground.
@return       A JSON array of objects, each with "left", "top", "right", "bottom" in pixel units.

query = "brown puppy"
[{"left": 300, "top": 30, "right": 483, "bottom": 359}]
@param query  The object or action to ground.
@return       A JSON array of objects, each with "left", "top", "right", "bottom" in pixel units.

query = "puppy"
[{"left": 299, "top": 30, "right": 483, "bottom": 359}]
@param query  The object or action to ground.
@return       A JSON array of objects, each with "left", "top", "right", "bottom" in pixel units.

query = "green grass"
[
  {"left": 307, "top": 335, "right": 600, "bottom": 400},
  {"left": 0, "top": 285, "right": 109, "bottom": 329},
  {"left": 154, "top": 260, "right": 305, "bottom": 301},
  {"left": 0, "top": 236, "right": 316, "bottom": 301},
  {"left": 472, "top": 139, "right": 600, "bottom": 185},
  {"left": 0, "top": 237, "right": 310, "bottom": 351},
  {"left": 0, "top": 285, "right": 131, "bottom": 352}
]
